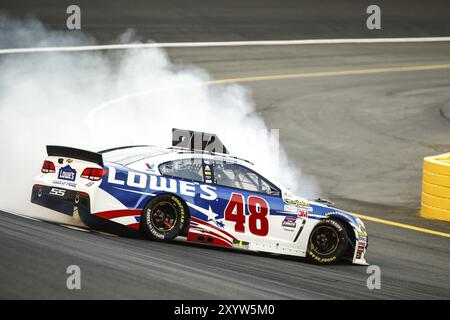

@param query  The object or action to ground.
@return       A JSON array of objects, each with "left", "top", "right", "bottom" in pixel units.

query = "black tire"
[
  {"left": 307, "top": 219, "right": 349, "bottom": 264},
  {"left": 140, "top": 194, "right": 187, "bottom": 241}
]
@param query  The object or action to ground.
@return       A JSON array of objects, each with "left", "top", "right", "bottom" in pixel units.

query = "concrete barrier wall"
[{"left": 421, "top": 152, "right": 450, "bottom": 222}]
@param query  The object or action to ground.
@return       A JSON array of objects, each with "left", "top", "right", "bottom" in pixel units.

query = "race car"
[{"left": 30, "top": 129, "right": 368, "bottom": 265}]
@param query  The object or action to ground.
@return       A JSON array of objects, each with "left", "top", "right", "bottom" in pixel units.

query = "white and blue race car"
[{"left": 31, "top": 129, "right": 368, "bottom": 265}]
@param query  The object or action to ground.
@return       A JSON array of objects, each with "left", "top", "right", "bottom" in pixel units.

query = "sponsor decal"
[
  {"left": 107, "top": 166, "right": 218, "bottom": 200},
  {"left": 203, "top": 163, "right": 214, "bottom": 183},
  {"left": 356, "top": 241, "right": 366, "bottom": 259},
  {"left": 357, "top": 219, "right": 367, "bottom": 233},
  {"left": 145, "top": 207, "right": 165, "bottom": 240},
  {"left": 298, "top": 210, "right": 309, "bottom": 219},
  {"left": 284, "top": 203, "right": 311, "bottom": 218},
  {"left": 145, "top": 163, "right": 156, "bottom": 172},
  {"left": 284, "top": 204, "right": 297, "bottom": 213},
  {"left": 297, "top": 205, "right": 312, "bottom": 212},
  {"left": 284, "top": 198, "right": 309, "bottom": 207},
  {"left": 66, "top": 159, "right": 73, "bottom": 163},
  {"left": 308, "top": 250, "right": 337, "bottom": 263},
  {"left": 325, "top": 211, "right": 351, "bottom": 221},
  {"left": 232, "top": 239, "right": 249, "bottom": 249},
  {"left": 171, "top": 195, "right": 186, "bottom": 230},
  {"left": 52, "top": 180, "right": 77, "bottom": 188},
  {"left": 297, "top": 205, "right": 312, "bottom": 218},
  {"left": 58, "top": 165, "right": 76, "bottom": 182},
  {"left": 282, "top": 215, "right": 297, "bottom": 228}
]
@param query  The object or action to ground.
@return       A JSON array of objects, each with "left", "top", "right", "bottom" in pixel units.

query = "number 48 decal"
[{"left": 224, "top": 193, "right": 269, "bottom": 236}]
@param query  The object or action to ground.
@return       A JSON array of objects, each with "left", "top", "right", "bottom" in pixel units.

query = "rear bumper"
[
  {"left": 31, "top": 184, "right": 91, "bottom": 216},
  {"left": 30, "top": 184, "right": 141, "bottom": 237}
]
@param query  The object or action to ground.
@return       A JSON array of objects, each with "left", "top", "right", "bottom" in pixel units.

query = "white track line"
[
  {"left": 5, "top": 211, "right": 42, "bottom": 221},
  {"left": 2, "top": 37, "right": 450, "bottom": 54},
  {"left": 60, "top": 224, "right": 91, "bottom": 232}
]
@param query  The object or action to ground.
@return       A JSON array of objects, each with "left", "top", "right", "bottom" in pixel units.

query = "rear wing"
[
  {"left": 172, "top": 128, "right": 229, "bottom": 154},
  {"left": 46, "top": 145, "right": 104, "bottom": 166}
]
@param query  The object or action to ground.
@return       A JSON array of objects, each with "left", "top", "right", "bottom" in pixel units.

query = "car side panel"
[{"left": 98, "top": 165, "right": 314, "bottom": 256}]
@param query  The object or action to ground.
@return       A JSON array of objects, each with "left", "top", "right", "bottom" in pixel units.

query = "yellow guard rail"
[{"left": 421, "top": 152, "right": 450, "bottom": 222}]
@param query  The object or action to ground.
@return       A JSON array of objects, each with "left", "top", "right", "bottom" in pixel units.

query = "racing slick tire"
[
  {"left": 140, "top": 194, "right": 187, "bottom": 241},
  {"left": 306, "top": 219, "right": 349, "bottom": 264}
]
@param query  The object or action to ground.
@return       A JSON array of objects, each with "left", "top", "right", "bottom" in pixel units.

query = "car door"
[{"left": 201, "top": 159, "right": 297, "bottom": 245}]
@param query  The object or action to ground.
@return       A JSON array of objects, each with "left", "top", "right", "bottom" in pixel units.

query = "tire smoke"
[{"left": 0, "top": 16, "right": 320, "bottom": 223}]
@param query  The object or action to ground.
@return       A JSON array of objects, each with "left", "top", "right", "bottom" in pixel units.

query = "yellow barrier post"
[{"left": 421, "top": 152, "right": 450, "bottom": 222}]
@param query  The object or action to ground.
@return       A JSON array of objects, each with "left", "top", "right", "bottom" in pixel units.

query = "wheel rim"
[
  {"left": 310, "top": 226, "right": 339, "bottom": 255},
  {"left": 149, "top": 201, "right": 177, "bottom": 232}
]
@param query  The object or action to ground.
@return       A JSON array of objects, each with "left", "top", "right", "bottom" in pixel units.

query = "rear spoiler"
[
  {"left": 98, "top": 145, "right": 150, "bottom": 154},
  {"left": 46, "top": 145, "right": 104, "bottom": 166}
]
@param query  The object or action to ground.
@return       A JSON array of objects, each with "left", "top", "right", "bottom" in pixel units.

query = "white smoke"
[{"left": 0, "top": 16, "right": 319, "bottom": 223}]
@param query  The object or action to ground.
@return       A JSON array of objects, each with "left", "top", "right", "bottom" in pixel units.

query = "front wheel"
[
  {"left": 140, "top": 195, "right": 187, "bottom": 241},
  {"left": 307, "top": 219, "right": 349, "bottom": 264}
]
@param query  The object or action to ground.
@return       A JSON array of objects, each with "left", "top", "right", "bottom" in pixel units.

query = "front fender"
[{"left": 324, "top": 211, "right": 369, "bottom": 265}]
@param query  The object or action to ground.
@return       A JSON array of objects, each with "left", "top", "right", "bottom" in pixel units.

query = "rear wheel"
[
  {"left": 307, "top": 219, "right": 349, "bottom": 264},
  {"left": 140, "top": 195, "right": 186, "bottom": 241}
]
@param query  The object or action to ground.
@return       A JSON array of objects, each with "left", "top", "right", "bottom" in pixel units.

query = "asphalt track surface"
[
  {"left": 2, "top": 0, "right": 450, "bottom": 43},
  {"left": 1, "top": 1, "right": 450, "bottom": 299}
]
